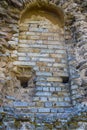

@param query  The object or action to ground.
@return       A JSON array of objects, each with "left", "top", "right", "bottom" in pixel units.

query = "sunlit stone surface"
[{"left": 0, "top": 0, "right": 87, "bottom": 129}]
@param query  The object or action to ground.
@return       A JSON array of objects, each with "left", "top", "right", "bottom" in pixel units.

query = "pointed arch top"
[{"left": 20, "top": 1, "right": 64, "bottom": 28}]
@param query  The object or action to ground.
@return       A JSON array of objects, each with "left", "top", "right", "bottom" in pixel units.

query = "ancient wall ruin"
[{"left": 0, "top": 0, "right": 87, "bottom": 129}]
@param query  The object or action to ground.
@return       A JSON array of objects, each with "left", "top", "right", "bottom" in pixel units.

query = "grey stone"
[
  {"left": 38, "top": 108, "right": 50, "bottom": 113},
  {"left": 48, "top": 97, "right": 58, "bottom": 101},
  {"left": 55, "top": 50, "right": 66, "bottom": 54},
  {"left": 51, "top": 108, "right": 58, "bottom": 113},
  {"left": 45, "top": 102, "right": 52, "bottom": 107},
  {"left": 36, "top": 92, "right": 51, "bottom": 96},
  {"left": 42, "top": 87, "right": 49, "bottom": 91},
  {"left": 50, "top": 87, "right": 55, "bottom": 92},
  {"left": 0, "top": 107, "right": 3, "bottom": 113},
  {"left": 72, "top": 90, "right": 78, "bottom": 94},
  {"left": 36, "top": 86, "right": 43, "bottom": 91},
  {"left": 33, "top": 97, "right": 40, "bottom": 101},
  {"left": 5, "top": 96, "right": 15, "bottom": 101},
  {"left": 36, "top": 82, "right": 51, "bottom": 87},
  {"left": 53, "top": 102, "right": 71, "bottom": 107},
  {"left": 41, "top": 49, "right": 54, "bottom": 53},
  {"left": 3, "top": 106, "right": 15, "bottom": 113},
  {"left": 28, "top": 53, "right": 48, "bottom": 57},
  {"left": 28, "top": 102, "right": 35, "bottom": 107},
  {"left": 56, "top": 87, "right": 61, "bottom": 91},
  {"left": 64, "top": 97, "right": 71, "bottom": 102},
  {"left": 30, "top": 108, "right": 38, "bottom": 113},
  {"left": 40, "top": 97, "right": 48, "bottom": 102},
  {"left": 36, "top": 72, "right": 52, "bottom": 76},
  {"left": 71, "top": 85, "right": 78, "bottom": 89},
  {"left": 13, "top": 61, "right": 36, "bottom": 66},
  {"left": 48, "top": 45, "right": 64, "bottom": 49},
  {"left": 13, "top": 101, "right": 29, "bottom": 107},
  {"left": 30, "top": 44, "right": 48, "bottom": 49},
  {"left": 39, "top": 58, "right": 55, "bottom": 62},
  {"left": 18, "top": 56, "right": 30, "bottom": 61},
  {"left": 58, "top": 97, "right": 64, "bottom": 102}
]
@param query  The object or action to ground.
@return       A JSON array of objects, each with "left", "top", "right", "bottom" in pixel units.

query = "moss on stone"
[
  {"left": 0, "top": 121, "right": 3, "bottom": 126},
  {"left": 67, "top": 120, "right": 78, "bottom": 129},
  {"left": 45, "top": 123, "right": 53, "bottom": 130},
  {"left": 14, "top": 120, "right": 21, "bottom": 128}
]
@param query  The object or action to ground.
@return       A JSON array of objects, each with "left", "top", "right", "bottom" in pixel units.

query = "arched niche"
[
  {"left": 20, "top": 1, "right": 64, "bottom": 27},
  {"left": 13, "top": 2, "right": 71, "bottom": 106},
  {"left": 17, "top": 2, "right": 69, "bottom": 84}
]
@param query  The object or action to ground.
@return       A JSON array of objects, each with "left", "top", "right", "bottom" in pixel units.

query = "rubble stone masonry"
[{"left": 0, "top": 0, "right": 87, "bottom": 129}]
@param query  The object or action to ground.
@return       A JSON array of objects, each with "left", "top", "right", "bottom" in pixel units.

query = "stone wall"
[{"left": 0, "top": 0, "right": 87, "bottom": 129}]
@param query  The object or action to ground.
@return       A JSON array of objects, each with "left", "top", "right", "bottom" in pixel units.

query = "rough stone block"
[
  {"left": 53, "top": 72, "right": 69, "bottom": 77},
  {"left": 53, "top": 102, "right": 71, "bottom": 107},
  {"left": 30, "top": 44, "right": 48, "bottom": 48},
  {"left": 39, "top": 58, "right": 55, "bottom": 62},
  {"left": 36, "top": 82, "right": 51, "bottom": 87},
  {"left": 33, "top": 66, "right": 39, "bottom": 71},
  {"left": 40, "top": 97, "right": 48, "bottom": 102},
  {"left": 36, "top": 102, "right": 44, "bottom": 107},
  {"left": 41, "top": 49, "right": 54, "bottom": 53},
  {"left": 58, "top": 97, "right": 64, "bottom": 102},
  {"left": 55, "top": 50, "right": 66, "bottom": 54},
  {"left": 19, "top": 26, "right": 28, "bottom": 31},
  {"left": 71, "top": 85, "right": 78, "bottom": 89},
  {"left": 42, "top": 87, "right": 49, "bottom": 91},
  {"left": 45, "top": 102, "right": 52, "bottom": 107},
  {"left": 33, "top": 97, "right": 40, "bottom": 102},
  {"left": 18, "top": 53, "right": 26, "bottom": 56},
  {"left": 13, "top": 61, "right": 36, "bottom": 66},
  {"left": 38, "top": 108, "right": 50, "bottom": 113},
  {"left": 47, "top": 77, "right": 62, "bottom": 82},
  {"left": 30, "top": 35, "right": 40, "bottom": 40},
  {"left": 28, "top": 102, "right": 36, "bottom": 107},
  {"left": 36, "top": 92, "right": 51, "bottom": 96},
  {"left": 18, "top": 57, "right": 30, "bottom": 61},
  {"left": 36, "top": 86, "right": 43, "bottom": 91},
  {"left": 5, "top": 96, "right": 15, "bottom": 101},
  {"left": 36, "top": 62, "right": 47, "bottom": 67},
  {"left": 64, "top": 97, "right": 71, "bottom": 102},
  {"left": 19, "top": 40, "right": 28, "bottom": 44},
  {"left": 13, "top": 101, "right": 29, "bottom": 107},
  {"left": 36, "top": 72, "right": 52, "bottom": 76},
  {"left": 47, "top": 41, "right": 61, "bottom": 45},
  {"left": 50, "top": 54, "right": 63, "bottom": 58},
  {"left": 53, "top": 63, "right": 67, "bottom": 68},
  {"left": 47, "top": 63, "right": 53, "bottom": 67},
  {"left": 50, "top": 87, "right": 55, "bottom": 92},
  {"left": 48, "top": 97, "right": 58, "bottom": 101},
  {"left": 56, "top": 87, "right": 61, "bottom": 91},
  {"left": 36, "top": 77, "right": 46, "bottom": 81},
  {"left": 48, "top": 45, "right": 64, "bottom": 49},
  {"left": 51, "top": 108, "right": 58, "bottom": 113},
  {"left": 26, "top": 32, "right": 36, "bottom": 35}
]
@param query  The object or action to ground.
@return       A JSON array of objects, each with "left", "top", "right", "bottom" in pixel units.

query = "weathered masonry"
[
  {"left": 13, "top": 5, "right": 71, "bottom": 107},
  {"left": 0, "top": 0, "right": 87, "bottom": 129}
]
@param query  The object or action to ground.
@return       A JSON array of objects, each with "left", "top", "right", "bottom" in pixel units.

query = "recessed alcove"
[
  {"left": 12, "top": 1, "right": 72, "bottom": 107},
  {"left": 15, "top": 66, "right": 36, "bottom": 88},
  {"left": 0, "top": 1, "right": 87, "bottom": 129},
  {"left": 20, "top": 1, "right": 64, "bottom": 27}
]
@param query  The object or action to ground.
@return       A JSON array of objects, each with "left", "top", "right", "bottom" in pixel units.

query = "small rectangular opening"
[{"left": 62, "top": 76, "right": 69, "bottom": 83}]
